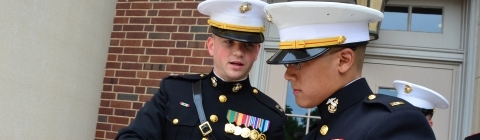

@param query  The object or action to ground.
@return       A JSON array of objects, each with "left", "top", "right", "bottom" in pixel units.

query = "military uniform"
[
  {"left": 302, "top": 78, "right": 435, "bottom": 139},
  {"left": 115, "top": 72, "right": 286, "bottom": 140},
  {"left": 116, "top": 1, "right": 285, "bottom": 139},
  {"left": 263, "top": 1, "right": 436, "bottom": 140},
  {"left": 465, "top": 133, "right": 480, "bottom": 140}
]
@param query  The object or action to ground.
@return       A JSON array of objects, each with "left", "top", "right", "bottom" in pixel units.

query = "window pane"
[
  {"left": 378, "top": 87, "right": 397, "bottom": 97},
  {"left": 380, "top": 6, "right": 409, "bottom": 31},
  {"left": 411, "top": 7, "right": 443, "bottom": 33},
  {"left": 305, "top": 118, "right": 321, "bottom": 134},
  {"left": 286, "top": 82, "right": 309, "bottom": 115},
  {"left": 285, "top": 116, "right": 306, "bottom": 140}
]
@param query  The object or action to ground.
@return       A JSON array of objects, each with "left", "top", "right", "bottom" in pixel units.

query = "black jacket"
[
  {"left": 115, "top": 71, "right": 286, "bottom": 140},
  {"left": 303, "top": 78, "right": 436, "bottom": 140}
]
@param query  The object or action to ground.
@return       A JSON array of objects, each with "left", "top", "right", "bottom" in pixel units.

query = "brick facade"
[{"left": 96, "top": 0, "right": 213, "bottom": 139}]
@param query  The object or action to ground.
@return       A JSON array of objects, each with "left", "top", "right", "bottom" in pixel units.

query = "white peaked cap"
[
  {"left": 264, "top": 1, "right": 383, "bottom": 44},
  {"left": 197, "top": 0, "right": 268, "bottom": 32},
  {"left": 393, "top": 80, "right": 450, "bottom": 109}
]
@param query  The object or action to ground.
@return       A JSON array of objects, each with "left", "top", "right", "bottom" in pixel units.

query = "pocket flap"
[{"left": 165, "top": 102, "right": 199, "bottom": 126}]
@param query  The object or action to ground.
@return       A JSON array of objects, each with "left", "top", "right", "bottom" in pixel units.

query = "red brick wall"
[{"left": 96, "top": 0, "right": 213, "bottom": 139}]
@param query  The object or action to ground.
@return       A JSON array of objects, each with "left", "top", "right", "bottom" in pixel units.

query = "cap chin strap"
[
  {"left": 279, "top": 36, "right": 346, "bottom": 50},
  {"left": 208, "top": 19, "right": 265, "bottom": 33},
  {"left": 417, "top": 107, "right": 434, "bottom": 117}
]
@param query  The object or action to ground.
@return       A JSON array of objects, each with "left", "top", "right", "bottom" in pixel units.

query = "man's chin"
[{"left": 296, "top": 100, "right": 315, "bottom": 108}]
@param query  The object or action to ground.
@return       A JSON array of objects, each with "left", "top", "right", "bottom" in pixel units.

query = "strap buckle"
[{"left": 199, "top": 121, "right": 213, "bottom": 136}]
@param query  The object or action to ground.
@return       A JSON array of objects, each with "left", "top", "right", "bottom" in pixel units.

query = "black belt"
[{"left": 193, "top": 80, "right": 216, "bottom": 140}]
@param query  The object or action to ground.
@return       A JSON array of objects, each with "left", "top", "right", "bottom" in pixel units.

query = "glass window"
[
  {"left": 381, "top": 6, "right": 409, "bottom": 31},
  {"left": 284, "top": 116, "right": 305, "bottom": 140},
  {"left": 284, "top": 82, "right": 320, "bottom": 139},
  {"left": 378, "top": 87, "right": 397, "bottom": 97},
  {"left": 286, "top": 82, "right": 309, "bottom": 116},
  {"left": 411, "top": 7, "right": 443, "bottom": 33},
  {"left": 380, "top": 5, "right": 443, "bottom": 33}
]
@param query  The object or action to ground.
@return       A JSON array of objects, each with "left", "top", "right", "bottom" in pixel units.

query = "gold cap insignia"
[
  {"left": 320, "top": 125, "right": 328, "bottom": 135},
  {"left": 390, "top": 101, "right": 405, "bottom": 106},
  {"left": 211, "top": 77, "right": 217, "bottom": 87},
  {"left": 404, "top": 84, "right": 412, "bottom": 94},
  {"left": 219, "top": 95, "right": 227, "bottom": 103},
  {"left": 264, "top": 10, "right": 273, "bottom": 23},
  {"left": 239, "top": 2, "right": 252, "bottom": 13},
  {"left": 326, "top": 97, "right": 339, "bottom": 113},
  {"left": 232, "top": 83, "right": 242, "bottom": 93}
]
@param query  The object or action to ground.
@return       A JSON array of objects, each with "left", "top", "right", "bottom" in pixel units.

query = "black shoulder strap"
[{"left": 192, "top": 80, "right": 216, "bottom": 140}]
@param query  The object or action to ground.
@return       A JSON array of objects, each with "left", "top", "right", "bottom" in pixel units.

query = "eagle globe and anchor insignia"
[
  {"left": 239, "top": 2, "right": 252, "bottom": 13},
  {"left": 326, "top": 97, "right": 339, "bottom": 113}
]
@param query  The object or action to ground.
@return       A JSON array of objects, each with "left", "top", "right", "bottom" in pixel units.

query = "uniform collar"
[
  {"left": 207, "top": 71, "right": 252, "bottom": 94},
  {"left": 317, "top": 78, "right": 372, "bottom": 121}
]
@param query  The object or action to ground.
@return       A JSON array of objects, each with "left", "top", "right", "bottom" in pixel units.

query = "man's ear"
[
  {"left": 207, "top": 36, "right": 215, "bottom": 57},
  {"left": 337, "top": 48, "right": 354, "bottom": 74}
]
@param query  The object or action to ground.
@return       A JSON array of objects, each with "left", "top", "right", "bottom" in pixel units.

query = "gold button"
[
  {"left": 173, "top": 118, "right": 179, "bottom": 125},
  {"left": 253, "top": 89, "right": 258, "bottom": 94},
  {"left": 202, "top": 137, "right": 208, "bottom": 140},
  {"left": 368, "top": 94, "right": 376, "bottom": 100},
  {"left": 219, "top": 95, "right": 227, "bottom": 103},
  {"left": 320, "top": 125, "right": 328, "bottom": 135},
  {"left": 210, "top": 115, "right": 218, "bottom": 123},
  {"left": 200, "top": 74, "right": 205, "bottom": 77}
]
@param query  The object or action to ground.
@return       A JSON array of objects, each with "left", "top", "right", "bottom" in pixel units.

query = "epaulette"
[
  {"left": 163, "top": 73, "right": 208, "bottom": 81},
  {"left": 363, "top": 93, "right": 415, "bottom": 112},
  {"left": 251, "top": 87, "right": 285, "bottom": 116}
]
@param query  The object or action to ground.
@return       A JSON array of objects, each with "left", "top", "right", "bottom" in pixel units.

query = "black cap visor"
[
  {"left": 266, "top": 42, "right": 369, "bottom": 64},
  {"left": 211, "top": 26, "right": 265, "bottom": 43}
]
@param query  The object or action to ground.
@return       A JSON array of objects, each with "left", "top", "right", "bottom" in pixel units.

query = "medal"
[
  {"left": 234, "top": 126, "right": 242, "bottom": 135},
  {"left": 240, "top": 127, "right": 251, "bottom": 138},
  {"left": 225, "top": 109, "right": 270, "bottom": 139},
  {"left": 249, "top": 129, "right": 259, "bottom": 140},
  {"left": 224, "top": 123, "right": 235, "bottom": 133},
  {"left": 258, "top": 133, "right": 266, "bottom": 140}
]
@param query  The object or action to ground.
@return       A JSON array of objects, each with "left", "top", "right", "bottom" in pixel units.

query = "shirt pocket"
[{"left": 163, "top": 101, "right": 199, "bottom": 139}]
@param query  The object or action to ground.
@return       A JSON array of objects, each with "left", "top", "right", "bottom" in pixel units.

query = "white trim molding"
[{"left": 454, "top": 0, "right": 478, "bottom": 139}]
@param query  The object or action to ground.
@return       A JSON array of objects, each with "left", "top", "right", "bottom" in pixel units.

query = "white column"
[
  {"left": 475, "top": 0, "right": 480, "bottom": 134},
  {"left": 0, "top": 0, "right": 116, "bottom": 139}
]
